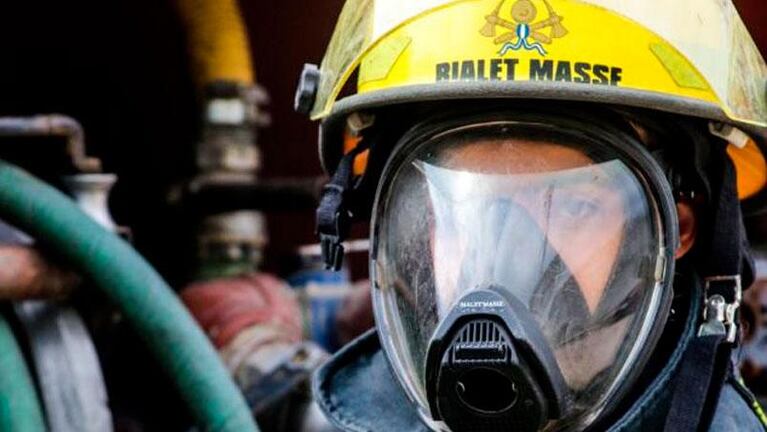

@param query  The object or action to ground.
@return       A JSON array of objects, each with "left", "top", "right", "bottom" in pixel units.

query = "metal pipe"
[
  {"left": 179, "top": 176, "right": 327, "bottom": 214},
  {"left": 0, "top": 115, "right": 101, "bottom": 173},
  {"left": 0, "top": 246, "right": 79, "bottom": 299}
]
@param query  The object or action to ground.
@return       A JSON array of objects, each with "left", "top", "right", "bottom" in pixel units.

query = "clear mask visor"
[{"left": 372, "top": 125, "right": 667, "bottom": 429}]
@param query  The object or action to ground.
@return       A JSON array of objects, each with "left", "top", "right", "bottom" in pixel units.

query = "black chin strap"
[{"left": 664, "top": 145, "right": 753, "bottom": 432}]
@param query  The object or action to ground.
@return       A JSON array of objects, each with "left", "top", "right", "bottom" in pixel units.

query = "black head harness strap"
[
  {"left": 664, "top": 140, "right": 755, "bottom": 432},
  {"left": 316, "top": 141, "right": 371, "bottom": 271}
]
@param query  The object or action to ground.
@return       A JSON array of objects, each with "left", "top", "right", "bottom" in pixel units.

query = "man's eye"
[{"left": 559, "top": 197, "right": 600, "bottom": 220}]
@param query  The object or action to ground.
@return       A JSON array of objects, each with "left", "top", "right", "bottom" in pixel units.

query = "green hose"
[
  {"left": 0, "top": 315, "right": 46, "bottom": 432},
  {"left": 0, "top": 160, "right": 258, "bottom": 432}
]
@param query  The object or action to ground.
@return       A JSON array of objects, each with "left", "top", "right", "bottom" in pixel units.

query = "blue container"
[{"left": 288, "top": 262, "right": 351, "bottom": 352}]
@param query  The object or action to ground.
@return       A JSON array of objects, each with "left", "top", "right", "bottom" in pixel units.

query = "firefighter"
[{"left": 295, "top": 0, "right": 767, "bottom": 430}]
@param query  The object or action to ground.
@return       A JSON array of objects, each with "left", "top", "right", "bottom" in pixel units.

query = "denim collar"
[{"left": 313, "top": 328, "right": 431, "bottom": 432}]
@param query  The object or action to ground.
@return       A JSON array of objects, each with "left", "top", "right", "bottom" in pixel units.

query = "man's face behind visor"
[
  {"left": 430, "top": 140, "right": 625, "bottom": 318},
  {"left": 372, "top": 122, "right": 667, "bottom": 428},
  {"left": 427, "top": 140, "right": 631, "bottom": 390}
]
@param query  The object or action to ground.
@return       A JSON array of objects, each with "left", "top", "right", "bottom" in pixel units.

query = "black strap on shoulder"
[
  {"left": 665, "top": 333, "right": 730, "bottom": 432},
  {"left": 664, "top": 144, "right": 752, "bottom": 432},
  {"left": 316, "top": 143, "right": 370, "bottom": 271}
]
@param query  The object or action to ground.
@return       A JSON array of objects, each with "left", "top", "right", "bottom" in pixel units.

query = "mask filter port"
[
  {"left": 429, "top": 314, "right": 551, "bottom": 432},
  {"left": 456, "top": 367, "right": 518, "bottom": 413}
]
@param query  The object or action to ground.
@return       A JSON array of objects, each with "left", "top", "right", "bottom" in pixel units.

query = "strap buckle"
[
  {"left": 699, "top": 275, "right": 742, "bottom": 343},
  {"left": 318, "top": 208, "right": 351, "bottom": 271}
]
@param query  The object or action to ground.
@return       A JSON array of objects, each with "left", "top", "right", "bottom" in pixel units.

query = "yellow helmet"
[{"left": 297, "top": 0, "right": 767, "bottom": 201}]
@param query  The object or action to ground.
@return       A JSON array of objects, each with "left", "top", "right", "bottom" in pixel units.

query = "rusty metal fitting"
[
  {"left": 196, "top": 211, "right": 269, "bottom": 276},
  {"left": 197, "top": 82, "right": 271, "bottom": 174},
  {"left": 0, "top": 115, "right": 101, "bottom": 173}
]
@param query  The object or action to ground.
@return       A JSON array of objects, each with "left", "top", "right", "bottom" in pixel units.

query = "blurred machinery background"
[{"left": 0, "top": 0, "right": 760, "bottom": 431}]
